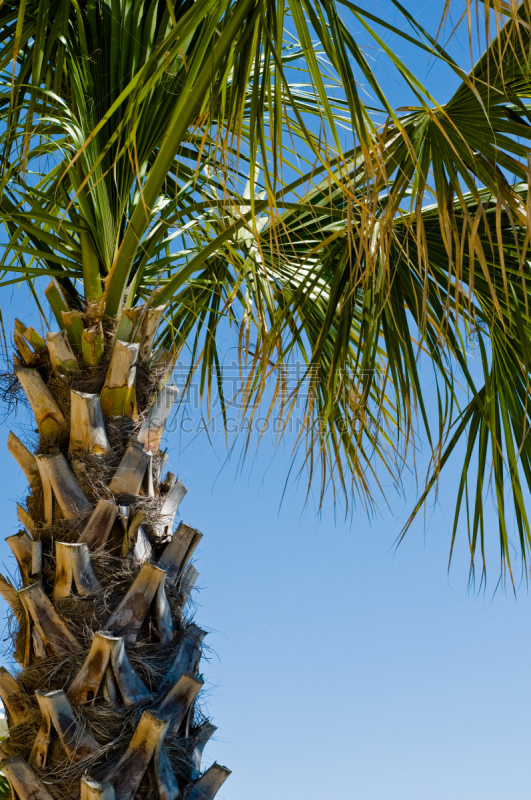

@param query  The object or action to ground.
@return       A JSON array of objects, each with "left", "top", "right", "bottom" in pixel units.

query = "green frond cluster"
[{"left": 3, "top": 0, "right": 531, "bottom": 580}]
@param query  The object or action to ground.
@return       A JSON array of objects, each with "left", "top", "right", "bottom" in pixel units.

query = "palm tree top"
[{"left": 2, "top": 0, "right": 531, "bottom": 581}]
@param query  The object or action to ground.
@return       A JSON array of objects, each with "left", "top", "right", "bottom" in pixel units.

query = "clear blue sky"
[{"left": 1, "top": 3, "right": 531, "bottom": 799}]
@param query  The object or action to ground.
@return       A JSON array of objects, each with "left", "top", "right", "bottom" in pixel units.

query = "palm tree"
[{"left": 0, "top": 1, "right": 531, "bottom": 798}]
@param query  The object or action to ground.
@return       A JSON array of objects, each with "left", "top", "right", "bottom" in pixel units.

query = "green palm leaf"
[
  {"left": 0, "top": 774, "right": 9, "bottom": 800},
  {"left": 2, "top": 0, "right": 531, "bottom": 579}
]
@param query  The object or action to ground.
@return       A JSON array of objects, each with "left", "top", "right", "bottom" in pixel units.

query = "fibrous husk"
[{"left": 1, "top": 343, "right": 217, "bottom": 800}]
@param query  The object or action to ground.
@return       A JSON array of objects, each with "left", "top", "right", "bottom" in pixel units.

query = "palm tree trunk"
[{"left": 0, "top": 314, "right": 229, "bottom": 800}]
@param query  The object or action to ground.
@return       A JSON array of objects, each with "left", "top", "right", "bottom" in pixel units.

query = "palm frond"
[{"left": 3, "top": 1, "right": 531, "bottom": 579}]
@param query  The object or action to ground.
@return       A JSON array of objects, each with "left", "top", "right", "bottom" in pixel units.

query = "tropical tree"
[{"left": 0, "top": 1, "right": 530, "bottom": 798}]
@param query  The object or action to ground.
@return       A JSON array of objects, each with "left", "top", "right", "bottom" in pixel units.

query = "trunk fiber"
[{"left": 0, "top": 317, "right": 229, "bottom": 800}]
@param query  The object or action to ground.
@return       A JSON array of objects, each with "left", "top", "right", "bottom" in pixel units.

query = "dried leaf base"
[{"left": 0, "top": 322, "right": 229, "bottom": 800}]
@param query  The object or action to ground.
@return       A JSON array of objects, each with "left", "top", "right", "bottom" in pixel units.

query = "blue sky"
[
  {"left": 3, "top": 290, "right": 531, "bottom": 800},
  {"left": 1, "top": 2, "right": 531, "bottom": 799}
]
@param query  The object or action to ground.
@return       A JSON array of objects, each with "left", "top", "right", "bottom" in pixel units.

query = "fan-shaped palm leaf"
[{"left": 2, "top": 0, "right": 531, "bottom": 580}]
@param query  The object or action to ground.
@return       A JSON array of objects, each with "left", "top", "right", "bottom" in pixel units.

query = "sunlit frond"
[{"left": 3, "top": 0, "right": 531, "bottom": 580}]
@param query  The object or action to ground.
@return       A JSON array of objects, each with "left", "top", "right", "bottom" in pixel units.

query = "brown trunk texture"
[{"left": 0, "top": 316, "right": 230, "bottom": 800}]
